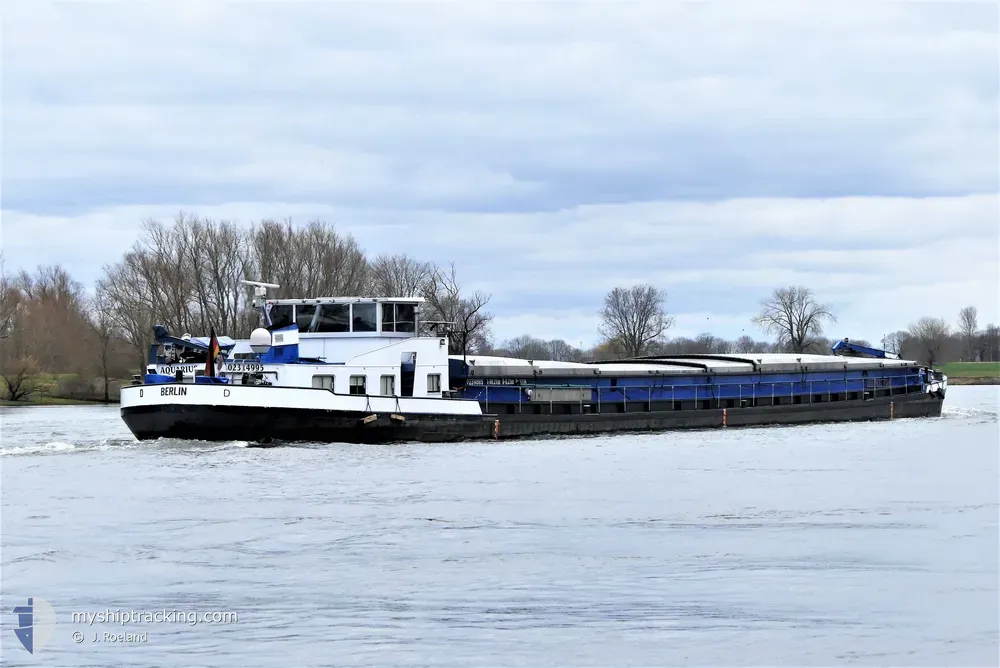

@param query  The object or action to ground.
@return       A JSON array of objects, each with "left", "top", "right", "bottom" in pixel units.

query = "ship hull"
[{"left": 121, "top": 385, "right": 944, "bottom": 445}]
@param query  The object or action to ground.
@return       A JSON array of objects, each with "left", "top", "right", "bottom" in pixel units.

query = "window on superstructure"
[
  {"left": 381, "top": 304, "right": 396, "bottom": 332},
  {"left": 315, "top": 304, "right": 350, "bottom": 332},
  {"left": 395, "top": 304, "right": 416, "bottom": 332},
  {"left": 427, "top": 374, "right": 441, "bottom": 393},
  {"left": 267, "top": 305, "right": 294, "bottom": 331},
  {"left": 382, "top": 303, "right": 416, "bottom": 333},
  {"left": 296, "top": 305, "right": 318, "bottom": 332},
  {"left": 380, "top": 374, "right": 395, "bottom": 395},
  {"left": 352, "top": 303, "right": 377, "bottom": 332},
  {"left": 349, "top": 375, "right": 367, "bottom": 395},
  {"left": 312, "top": 375, "right": 335, "bottom": 391}
]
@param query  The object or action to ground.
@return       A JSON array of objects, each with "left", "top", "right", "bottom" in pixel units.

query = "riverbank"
[
  {"left": 948, "top": 377, "right": 1000, "bottom": 385},
  {"left": 1, "top": 373, "right": 126, "bottom": 407},
  {"left": 939, "top": 362, "right": 1000, "bottom": 385},
  {"left": 0, "top": 397, "right": 118, "bottom": 407}
]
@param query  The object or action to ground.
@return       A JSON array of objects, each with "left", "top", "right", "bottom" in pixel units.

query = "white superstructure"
[{"left": 145, "top": 295, "right": 456, "bottom": 400}]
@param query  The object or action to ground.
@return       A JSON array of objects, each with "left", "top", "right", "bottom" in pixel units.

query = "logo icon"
[{"left": 12, "top": 597, "right": 56, "bottom": 654}]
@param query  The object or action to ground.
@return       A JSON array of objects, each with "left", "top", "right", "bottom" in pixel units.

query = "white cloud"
[
  {"left": 2, "top": 2, "right": 997, "bottom": 351},
  {"left": 5, "top": 2, "right": 997, "bottom": 204}
]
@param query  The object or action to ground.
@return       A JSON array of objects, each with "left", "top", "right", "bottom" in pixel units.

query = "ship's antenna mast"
[{"left": 241, "top": 279, "right": 281, "bottom": 324}]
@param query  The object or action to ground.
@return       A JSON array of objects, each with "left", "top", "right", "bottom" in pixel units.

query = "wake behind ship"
[{"left": 120, "top": 283, "right": 947, "bottom": 444}]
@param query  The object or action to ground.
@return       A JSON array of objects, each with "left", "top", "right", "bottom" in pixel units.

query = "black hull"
[{"left": 121, "top": 392, "right": 944, "bottom": 445}]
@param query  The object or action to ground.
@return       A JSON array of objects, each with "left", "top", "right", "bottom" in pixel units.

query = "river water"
[{"left": 1, "top": 387, "right": 997, "bottom": 667}]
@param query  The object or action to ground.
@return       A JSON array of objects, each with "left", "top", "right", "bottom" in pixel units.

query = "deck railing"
[{"left": 476, "top": 373, "right": 926, "bottom": 413}]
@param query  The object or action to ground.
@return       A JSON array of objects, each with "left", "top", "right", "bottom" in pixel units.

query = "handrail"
[
  {"left": 476, "top": 372, "right": 926, "bottom": 413},
  {"left": 487, "top": 373, "right": 921, "bottom": 393}
]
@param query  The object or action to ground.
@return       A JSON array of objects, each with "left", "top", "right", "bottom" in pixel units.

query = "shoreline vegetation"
[
  {"left": 3, "top": 363, "right": 997, "bottom": 407},
  {"left": 0, "top": 373, "right": 127, "bottom": 407},
  {"left": 939, "top": 362, "right": 1000, "bottom": 385}
]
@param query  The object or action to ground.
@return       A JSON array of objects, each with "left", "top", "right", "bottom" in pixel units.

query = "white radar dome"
[{"left": 249, "top": 327, "right": 272, "bottom": 354}]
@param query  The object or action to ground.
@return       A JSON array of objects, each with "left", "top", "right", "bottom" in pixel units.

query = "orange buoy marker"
[
  {"left": 493, "top": 419, "right": 500, "bottom": 440},
  {"left": 722, "top": 407, "right": 727, "bottom": 427}
]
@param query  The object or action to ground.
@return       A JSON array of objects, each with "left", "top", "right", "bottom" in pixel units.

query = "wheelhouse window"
[
  {"left": 296, "top": 305, "right": 318, "bottom": 332},
  {"left": 349, "top": 375, "right": 367, "bottom": 395},
  {"left": 267, "top": 305, "right": 294, "bottom": 331},
  {"left": 382, "top": 303, "right": 416, "bottom": 333},
  {"left": 427, "top": 374, "right": 441, "bottom": 393},
  {"left": 315, "top": 304, "right": 350, "bottom": 332},
  {"left": 380, "top": 374, "right": 395, "bottom": 395},
  {"left": 352, "top": 303, "right": 377, "bottom": 332},
  {"left": 312, "top": 375, "right": 334, "bottom": 390}
]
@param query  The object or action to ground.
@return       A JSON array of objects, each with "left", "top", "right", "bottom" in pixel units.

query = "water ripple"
[{"left": 0, "top": 388, "right": 997, "bottom": 667}]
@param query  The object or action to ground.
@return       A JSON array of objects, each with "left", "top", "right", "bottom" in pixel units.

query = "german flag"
[{"left": 205, "top": 327, "right": 221, "bottom": 378}]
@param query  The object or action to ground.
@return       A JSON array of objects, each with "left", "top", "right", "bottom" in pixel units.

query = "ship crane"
[{"left": 831, "top": 338, "right": 900, "bottom": 360}]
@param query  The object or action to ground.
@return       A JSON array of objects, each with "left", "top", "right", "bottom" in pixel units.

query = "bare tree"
[
  {"left": 598, "top": 284, "right": 674, "bottom": 357},
  {"left": 589, "top": 339, "right": 626, "bottom": 361},
  {"left": 99, "top": 255, "right": 159, "bottom": 373},
  {"left": 728, "top": 335, "right": 772, "bottom": 354},
  {"left": 752, "top": 286, "right": 836, "bottom": 353},
  {"left": 547, "top": 339, "right": 587, "bottom": 362},
  {"left": 249, "top": 219, "right": 301, "bottom": 298},
  {"left": 0, "top": 254, "right": 20, "bottom": 339},
  {"left": 494, "top": 335, "right": 586, "bottom": 362},
  {"left": 370, "top": 254, "right": 435, "bottom": 297},
  {"left": 694, "top": 332, "right": 731, "bottom": 354},
  {"left": 249, "top": 218, "right": 369, "bottom": 299},
  {"left": 979, "top": 324, "right": 1000, "bottom": 362},
  {"left": 181, "top": 217, "right": 255, "bottom": 336},
  {"left": 957, "top": 306, "right": 979, "bottom": 361},
  {"left": 733, "top": 334, "right": 756, "bottom": 353},
  {"left": 499, "top": 335, "right": 552, "bottom": 361},
  {"left": 0, "top": 263, "right": 36, "bottom": 400},
  {"left": 296, "top": 220, "right": 370, "bottom": 296},
  {"left": 1, "top": 357, "right": 43, "bottom": 401},
  {"left": 881, "top": 331, "right": 908, "bottom": 355},
  {"left": 134, "top": 217, "right": 198, "bottom": 333},
  {"left": 907, "top": 316, "right": 950, "bottom": 366},
  {"left": 10, "top": 265, "right": 90, "bottom": 375},
  {"left": 422, "top": 263, "right": 493, "bottom": 359},
  {"left": 89, "top": 285, "right": 118, "bottom": 402}
]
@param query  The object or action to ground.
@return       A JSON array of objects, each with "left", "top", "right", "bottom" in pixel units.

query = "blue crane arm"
[{"left": 831, "top": 338, "right": 899, "bottom": 359}]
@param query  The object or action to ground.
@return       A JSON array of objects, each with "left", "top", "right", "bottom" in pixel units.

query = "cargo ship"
[{"left": 119, "top": 284, "right": 946, "bottom": 444}]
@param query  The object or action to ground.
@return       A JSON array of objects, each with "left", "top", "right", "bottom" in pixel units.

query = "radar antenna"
[{"left": 241, "top": 279, "right": 281, "bottom": 308}]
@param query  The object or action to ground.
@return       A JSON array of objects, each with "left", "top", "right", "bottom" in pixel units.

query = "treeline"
[
  {"left": 489, "top": 326, "right": 1000, "bottom": 366},
  {"left": 1, "top": 215, "right": 997, "bottom": 401},
  {"left": 1, "top": 263, "right": 130, "bottom": 401},
  {"left": 879, "top": 311, "right": 1000, "bottom": 366},
  {"left": 489, "top": 332, "right": 794, "bottom": 362},
  {"left": 490, "top": 284, "right": 999, "bottom": 368}
]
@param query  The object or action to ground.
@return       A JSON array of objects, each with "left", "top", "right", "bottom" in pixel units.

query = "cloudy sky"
[{"left": 4, "top": 2, "right": 998, "bottom": 348}]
